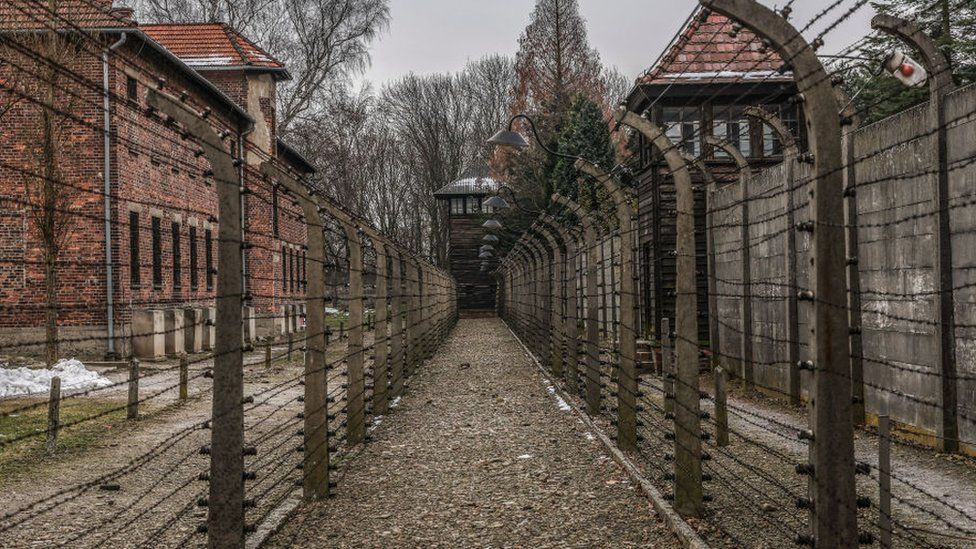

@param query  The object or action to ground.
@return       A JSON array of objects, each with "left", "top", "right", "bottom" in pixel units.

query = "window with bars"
[
  {"left": 172, "top": 221, "right": 181, "bottom": 289},
  {"left": 126, "top": 76, "right": 138, "bottom": 102},
  {"left": 189, "top": 226, "right": 198, "bottom": 290},
  {"left": 152, "top": 216, "right": 162, "bottom": 289},
  {"left": 300, "top": 250, "right": 307, "bottom": 290},
  {"left": 205, "top": 228, "right": 213, "bottom": 291},
  {"left": 466, "top": 196, "right": 481, "bottom": 214},
  {"left": 129, "top": 211, "right": 140, "bottom": 288},
  {"left": 289, "top": 248, "right": 295, "bottom": 292},
  {"left": 281, "top": 244, "right": 287, "bottom": 291}
]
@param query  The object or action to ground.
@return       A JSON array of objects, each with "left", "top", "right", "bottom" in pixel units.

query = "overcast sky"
[{"left": 359, "top": 0, "right": 876, "bottom": 88}]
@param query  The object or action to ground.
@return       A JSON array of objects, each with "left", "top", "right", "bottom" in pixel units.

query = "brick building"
[
  {"left": 622, "top": 6, "right": 803, "bottom": 342},
  {"left": 0, "top": 1, "right": 310, "bottom": 359}
]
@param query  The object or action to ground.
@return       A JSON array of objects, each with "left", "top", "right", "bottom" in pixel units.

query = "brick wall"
[{"left": 0, "top": 30, "right": 309, "bottom": 356}]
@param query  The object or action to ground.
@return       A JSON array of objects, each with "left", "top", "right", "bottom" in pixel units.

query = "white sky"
[{"left": 359, "top": 0, "right": 876, "bottom": 88}]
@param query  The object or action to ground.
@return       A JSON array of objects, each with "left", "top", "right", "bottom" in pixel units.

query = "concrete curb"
[{"left": 505, "top": 325, "right": 710, "bottom": 549}]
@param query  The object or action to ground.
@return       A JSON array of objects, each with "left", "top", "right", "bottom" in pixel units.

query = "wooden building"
[
  {"left": 623, "top": 6, "right": 804, "bottom": 342},
  {"left": 434, "top": 176, "right": 500, "bottom": 311}
]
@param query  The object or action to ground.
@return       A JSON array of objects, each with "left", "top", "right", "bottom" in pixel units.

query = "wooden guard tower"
[{"left": 434, "top": 176, "right": 499, "bottom": 311}]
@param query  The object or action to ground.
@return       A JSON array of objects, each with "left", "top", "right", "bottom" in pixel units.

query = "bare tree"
[{"left": 3, "top": 0, "right": 83, "bottom": 365}]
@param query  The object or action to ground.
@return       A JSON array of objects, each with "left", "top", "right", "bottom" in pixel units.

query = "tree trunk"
[{"left": 42, "top": 0, "right": 59, "bottom": 366}]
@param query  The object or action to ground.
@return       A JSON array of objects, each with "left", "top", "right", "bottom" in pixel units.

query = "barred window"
[
  {"left": 282, "top": 244, "right": 288, "bottom": 291},
  {"left": 172, "top": 221, "right": 181, "bottom": 289},
  {"left": 129, "top": 211, "right": 140, "bottom": 288},
  {"left": 126, "top": 76, "right": 138, "bottom": 102},
  {"left": 152, "top": 217, "right": 162, "bottom": 289},
  {"left": 189, "top": 226, "right": 198, "bottom": 290},
  {"left": 289, "top": 248, "right": 295, "bottom": 292},
  {"left": 205, "top": 228, "right": 214, "bottom": 290}
]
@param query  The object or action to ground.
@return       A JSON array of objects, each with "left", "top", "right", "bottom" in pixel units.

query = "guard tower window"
[
  {"left": 712, "top": 105, "right": 751, "bottom": 158},
  {"left": 466, "top": 196, "right": 481, "bottom": 214},
  {"left": 450, "top": 197, "right": 464, "bottom": 215},
  {"left": 661, "top": 106, "right": 700, "bottom": 156}
]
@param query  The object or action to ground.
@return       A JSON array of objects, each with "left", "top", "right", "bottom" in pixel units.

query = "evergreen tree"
[
  {"left": 838, "top": 0, "right": 976, "bottom": 124},
  {"left": 552, "top": 95, "right": 615, "bottom": 211}
]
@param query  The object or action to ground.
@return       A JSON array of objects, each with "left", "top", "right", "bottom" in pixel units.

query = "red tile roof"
[
  {"left": 0, "top": 0, "right": 132, "bottom": 29},
  {"left": 640, "top": 7, "right": 791, "bottom": 85},
  {"left": 141, "top": 23, "right": 286, "bottom": 74}
]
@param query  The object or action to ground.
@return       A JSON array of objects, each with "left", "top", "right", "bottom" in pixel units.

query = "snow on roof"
[
  {"left": 640, "top": 7, "right": 792, "bottom": 86},
  {"left": 140, "top": 23, "right": 288, "bottom": 77},
  {"left": 433, "top": 176, "right": 500, "bottom": 197}
]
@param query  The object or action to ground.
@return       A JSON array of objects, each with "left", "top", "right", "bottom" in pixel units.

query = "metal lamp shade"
[
  {"left": 482, "top": 234, "right": 499, "bottom": 243},
  {"left": 483, "top": 195, "right": 510, "bottom": 210},
  {"left": 478, "top": 251, "right": 493, "bottom": 259},
  {"left": 482, "top": 219, "right": 503, "bottom": 230},
  {"left": 487, "top": 129, "right": 529, "bottom": 149}
]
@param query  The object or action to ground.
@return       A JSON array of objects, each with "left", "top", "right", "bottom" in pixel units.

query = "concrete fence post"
[
  {"left": 148, "top": 88, "right": 246, "bottom": 547},
  {"left": 576, "top": 161, "right": 639, "bottom": 452},
  {"left": 261, "top": 161, "right": 331, "bottom": 500},
  {"left": 616, "top": 107, "right": 702, "bottom": 517},
  {"left": 715, "top": 366, "right": 729, "bottom": 447},
  {"left": 389, "top": 252, "right": 404, "bottom": 397},
  {"left": 706, "top": 136, "right": 753, "bottom": 388},
  {"left": 371, "top": 240, "right": 390, "bottom": 415},
  {"left": 702, "top": 1, "right": 858, "bottom": 544},
  {"left": 663, "top": 318, "right": 674, "bottom": 415},
  {"left": 553, "top": 193, "right": 602, "bottom": 416},
  {"left": 744, "top": 106, "right": 803, "bottom": 405},
  {"left": 344, "top": 224, "right": 365, "bottom": 445},
  {"left": 878, "top": 415, "right": 892, "bottom": 549},
  {"left": 872, "top": 14, "right": 958, "bottom": 451}
]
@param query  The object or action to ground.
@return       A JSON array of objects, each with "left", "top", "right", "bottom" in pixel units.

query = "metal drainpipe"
[
  {"left": 102, "top": 32, "right": 127, "bottom": 359},
  {"left": 239, "top": 126, "right": 253, "bottom": 305}
]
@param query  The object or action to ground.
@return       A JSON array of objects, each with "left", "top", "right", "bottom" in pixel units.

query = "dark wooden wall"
[{"left": 447, "top": 215, "right": 496, "bottom": 310}]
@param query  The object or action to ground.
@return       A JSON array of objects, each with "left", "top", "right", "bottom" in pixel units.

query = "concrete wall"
[{"left": 707, "top": 83, "right": 976, "bottom": 452}]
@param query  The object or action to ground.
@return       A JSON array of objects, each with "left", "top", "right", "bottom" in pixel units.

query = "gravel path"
[{"left": 266, "top": 317, "right": 677, "bottom": 548}]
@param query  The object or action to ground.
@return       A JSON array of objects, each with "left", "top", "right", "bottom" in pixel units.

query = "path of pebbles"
[{"left": 266, "top": 317, "right": 677, "bottom": 548}]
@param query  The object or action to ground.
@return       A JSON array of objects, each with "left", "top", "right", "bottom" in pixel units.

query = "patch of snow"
[
  {"left": 389, "top": 396, "right": 401, "bottom": 409},
  {"left": 585, "top": 432, "right": 596, "bottom": 441},
  {"left": 517, "top": 454, "right": 532, "bottom": 459},
  {"left": 553, "top": 395, "right": 571, "bottom": 412},
  {"left": 541, "top": 382, "right": 571, "bottom": 411},
  {"left": 0, "top": 358, "right": 113, "bottom": 398},
  {"left": 325, "top": 307, "right": 342, "bottom": 315}
]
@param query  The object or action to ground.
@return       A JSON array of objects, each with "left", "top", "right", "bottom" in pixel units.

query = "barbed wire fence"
[
  {"left": 0, "top": 2, "right": 458, "bottom": 545},
  {"left": 497, "top": 1, "right": 976, "bottom": 547}
]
